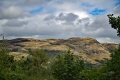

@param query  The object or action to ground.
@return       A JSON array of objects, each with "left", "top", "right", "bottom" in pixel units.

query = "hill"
[{"left": 0, "top": 37, "right": 118, "bottom": 64}]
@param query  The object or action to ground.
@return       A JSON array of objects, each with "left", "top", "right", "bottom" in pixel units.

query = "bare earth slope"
[{"left": 0, "top": 37, "right": 118, "bottom": 64}]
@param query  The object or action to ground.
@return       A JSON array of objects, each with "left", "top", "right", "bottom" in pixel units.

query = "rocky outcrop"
[
  {"left": 8, "top": 38, "right": 39, "bottom": 44},
  {"left": 0, "top": 37, "right": 119, "bottom": 64},
  {"left": 101, "top": 43, "right": 118, "bottom": 51}
]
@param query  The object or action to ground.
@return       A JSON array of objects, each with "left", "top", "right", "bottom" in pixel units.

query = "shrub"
[{"left": 50, "top": 49, "right": 84, "bottom": 80}]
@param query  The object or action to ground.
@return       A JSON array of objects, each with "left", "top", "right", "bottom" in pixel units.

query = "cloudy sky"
[{"left": 0, "top": 0, "right": 120, "bottom": 43}]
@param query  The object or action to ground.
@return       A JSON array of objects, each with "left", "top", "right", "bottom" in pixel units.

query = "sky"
[{"left": 0, "top": 0, "right": 120, "bottom": 43}]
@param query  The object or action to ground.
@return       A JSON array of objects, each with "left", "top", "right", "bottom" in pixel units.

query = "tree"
[
  {"left": 0, "top": 44, "right": 26, "bottom": 80},
  {"left": 50, "top": 49, "right": 84, "bottom": 80},
  {"left": 28, "top": 49, "right": 49, "bottom": 67},
  {"left": 101, "top": 46, "right": 120, "bottom": 80},
  {"left": 25, "top": 49, "right": 50, "bottom": 80},
  {"left": 107, "top": 14, "right": 120, "bottom": 37},
  {"left": 105, "top": 14, "right": 120, "bottom": 79}
]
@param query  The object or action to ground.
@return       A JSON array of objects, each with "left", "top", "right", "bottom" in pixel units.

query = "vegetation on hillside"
[
  {"left": 0, "top": 43, "right": 120, "bottom": 80},
  {"left": 0, "top": 44, "right": 52, "bottom": 80}
]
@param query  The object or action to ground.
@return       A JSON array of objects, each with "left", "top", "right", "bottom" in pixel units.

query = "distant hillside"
[{"left": 0, "top": 37, "right": 119, "bottom": 64}]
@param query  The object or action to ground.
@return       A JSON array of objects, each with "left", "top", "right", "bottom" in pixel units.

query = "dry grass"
[
  {"left": 9, "top": 52, "right": 29, "bottom": 60},
  {"left": 7, "top": 37, "right": 118, "bottom": 64},
  {"left": 42, "top": 45, "right": 69, "bottom": 51}
]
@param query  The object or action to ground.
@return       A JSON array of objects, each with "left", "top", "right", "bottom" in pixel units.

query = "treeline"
[{"left": 0, "top": 43, "right": 120, "bottom": 80}]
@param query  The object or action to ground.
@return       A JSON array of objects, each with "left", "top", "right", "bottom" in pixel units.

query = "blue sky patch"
[
  {"left": 89, "top": 8, "right": 106, "bottom": 15},
  {"left": 29, "top": 7, "right": 43, "bottom": 14},
  {"left": 115, "top": 1, "right": 120, "bottom": 6}
]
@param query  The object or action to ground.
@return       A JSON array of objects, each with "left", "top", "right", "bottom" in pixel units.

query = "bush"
[
  {"left": 104, "top": 45, "right": 120, "bottom": 79},
  {"left": 50, "top": 49, "right": 84, "bottom": 80}
]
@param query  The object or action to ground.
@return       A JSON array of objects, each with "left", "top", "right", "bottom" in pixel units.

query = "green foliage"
[
  {"left": 81, "top": 68, "right": 99, "bottom": 80},
  {"left": 28, "top": 49, "right": 49, "bottom": 67},
  {"left": 104, "top": 45, "right": 120, "bottom": 79},
  {"left": 18, "top": 49, "right": 50, "bottom": 80},
  {"left": 0, "top": 45, "right": 13, "bottom": 80},
  {"left": 0, "top": 44, "right": 26, "bottom": 80},
  {"left": 0, "top": 45, "right": 51, "bottom": 80},
  {"left": 107, "top": 14, "right": 120, "bottom": 37},
  {"left": 50, "top": 49, "right": 84, "bottom": 80}
]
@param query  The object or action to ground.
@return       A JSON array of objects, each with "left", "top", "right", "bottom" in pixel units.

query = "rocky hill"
[{"left": 0, "top": 37, "right": 119, "bottom": 64}]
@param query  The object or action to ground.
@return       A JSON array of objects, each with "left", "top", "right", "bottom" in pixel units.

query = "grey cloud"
[
  {"left": 44, "top": 13, "right": 79, "bottom": 25},
  {"left": 56, "top": 13, "right": 65, "bottom": 21},
  {"left": 97, "top": 29, "right": 118, "bottom": 38},
  {"left": 44, "top": 14, "right": 55, "bottom": 21},
  {"left": 0, "top": 6, "right": 30, "bottom": 19},
  {"left": 87, "top": 16, "right": 109, "bottom": 31},
  {"left": 3, "top": 19, "right": 28, "bottom": 27},
  {"left": 3, "top": 25, "right": 62, "bottom": 37},
  {"left": 0, "top": 0, "right": 51, "bottom": 7},
  {"left": 56, "top": 13, "right": 79, "bottom": 22},
  {"left": 24, "top": 0, "right": 51, "bottom": 5},
  {"left": 62, "top": 22, "right": 74, "bottom": 25},
  {"left": 77, "top": 17, "right": 90, "bottom": 23},
  {"left": 86, "top": 28, "right": 117, "bottom": 38},
  {"left": 0, "top": 0, "right": 51, "bottom": 20},
  {"left": 81, "top": 15, "right": 119, "bottom": 42},
  {"left": 97, "top": 37, "right": 120, "bottom": 43},
  {"left": 114, "top": 5, "right": 120, "bottom": 14}
]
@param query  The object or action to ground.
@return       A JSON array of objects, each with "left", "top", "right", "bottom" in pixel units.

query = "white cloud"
[
  {"left": 0, "top": 6, "right": 30, "bottom": 19},
  {"left": 0, "top": 0, "right": 120, "bottom": 43},
  {"left": 113, "top": 5, "right": 120, "bottom": 15},
  {"left": 3, "top": 19, "right": 28, "bottom": 27}
]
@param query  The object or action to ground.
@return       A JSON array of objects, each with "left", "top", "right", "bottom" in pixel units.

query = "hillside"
[{"left": 0, "top": 37, "right": 118, "bottom": 64}]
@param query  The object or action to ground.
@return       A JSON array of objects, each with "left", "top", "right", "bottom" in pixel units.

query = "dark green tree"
[
  {"left": 25, "top": 49, "right": 50, "bottom": 80},
  {"left": 103, "top": 46, "right": 120, "bottom": 80},
  {"left": 50, "top": 49, "right": 84, "bottom": 80},
  {"left": 104, "top": 14, "right": 120, "bottom": 79},
  {"left": 0, "top": 44, "right": 26, "bottom": 80},
  {"left": 28, "top": 49, "right": 49, "bottom": 67},
  {"left": 107, "top": 14, "right": 120, "bottom": 37}
]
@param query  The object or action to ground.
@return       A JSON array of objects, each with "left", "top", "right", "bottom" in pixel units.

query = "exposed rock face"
[
  {"left": 101, "top": 43, "right": 118, "bottom": 51},
  {"left": 8, "top": 38, "right": 39, "bottom": 44},
  {"left": 0, "top": 37, "right": 119, "bottom": 64}
]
